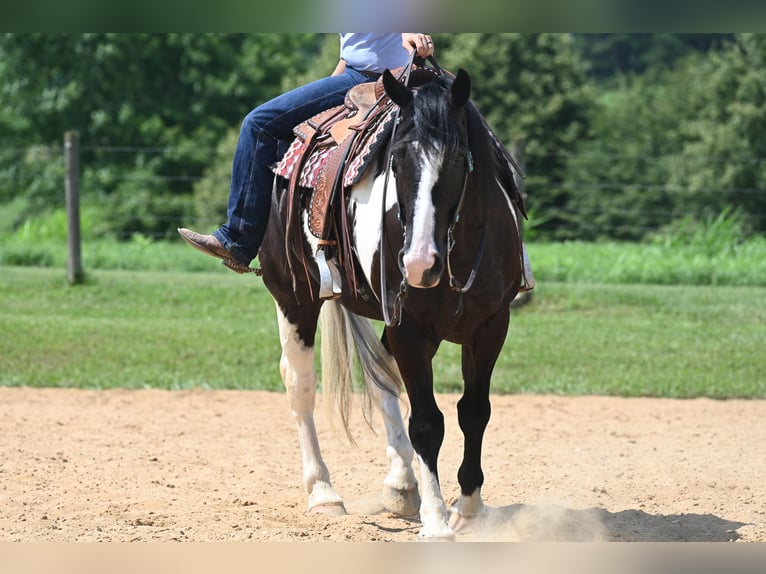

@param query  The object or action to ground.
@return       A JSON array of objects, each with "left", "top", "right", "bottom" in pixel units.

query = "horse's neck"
[{"left": 347, "top": 169, "right": 397, "bottom": 283}]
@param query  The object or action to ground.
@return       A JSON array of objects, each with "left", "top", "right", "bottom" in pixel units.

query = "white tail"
[{"left": 320, "top": 301, "right": 403, "bottom": 444}]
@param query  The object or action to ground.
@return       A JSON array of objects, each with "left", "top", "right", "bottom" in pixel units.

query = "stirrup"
[
  {"left": 520, "top": 242, "right": 536, "bottom": 292},
  {"left": 316, "top": 249, "right": 342, "bottom": 300}
]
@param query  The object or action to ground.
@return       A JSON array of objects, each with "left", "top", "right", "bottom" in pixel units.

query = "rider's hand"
[{"left": 402, "top": 33, "right": 434, "bottom": 58}]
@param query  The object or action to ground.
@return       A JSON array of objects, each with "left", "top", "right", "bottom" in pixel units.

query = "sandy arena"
[{"left": 1, "top": 387, "right": 764, "bottom": 542}]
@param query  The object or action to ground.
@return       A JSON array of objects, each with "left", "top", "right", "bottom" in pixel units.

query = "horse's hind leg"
[
  {"left": 276, "top": 303, "right": 345, "bottom": 515},
  {"left": 367, "top": 379, "right": 420, "bottom": 517},
  {"left": 336, "top": 310, "right": 419, "bottom": 516},
  {"left": 450, "top": 311, "right": 510, "bottom": 531}
]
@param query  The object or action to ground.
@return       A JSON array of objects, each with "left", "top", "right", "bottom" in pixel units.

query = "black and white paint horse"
[{"left": 259, "top": 67, "right": 525, "bottom": 539}]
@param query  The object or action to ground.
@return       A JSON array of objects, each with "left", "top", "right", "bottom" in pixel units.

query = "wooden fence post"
[{"left": 65, "top": 131, "right": 84, "bottom": 285}]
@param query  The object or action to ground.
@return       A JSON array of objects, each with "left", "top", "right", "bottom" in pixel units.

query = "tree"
[
  {"left": 561, "top": 61, "right": 710, "bottom": 240},
  {"left": 669, "top": 34, "right": 766, "bottom": 233},
  {"left": 573, "top": 34, "right": 733, "bottom": 82},
  {"left": 440, "top": 34, "right": 595, "bottom": 238},
  {"left": 0, "top": 33, "right": 323, "bottom": 237}
]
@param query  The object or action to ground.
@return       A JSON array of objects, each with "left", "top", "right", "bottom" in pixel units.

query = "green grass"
[
  {"left": 527, "top": 239, "right": 766, "bottom": 287},
  {"left": 435, "top": 282, "right": 765, "bottom": 398},
  {"left": 0, "top": 266, "right": 280, "bottom": 390},
  {"left": 2, "top": 266, "right": 763, "bottom": 398},
  {"left": 3, "top": 235, "right": 766, "bottom": 286},
  {"left": 0, "top": 236, "right": 234, "bottom": 273}
]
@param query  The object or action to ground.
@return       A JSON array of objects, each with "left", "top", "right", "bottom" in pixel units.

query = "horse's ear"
[
  {"left": 383, "top": 69, "right": 413, "bottom": 108},
  {"left": 451, "top": 68, "right": 471, "bottom": 108}
]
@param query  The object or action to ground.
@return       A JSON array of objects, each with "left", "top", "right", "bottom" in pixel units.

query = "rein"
[{"left": 379, "top": 52, "right": 419, "bottom": 327}]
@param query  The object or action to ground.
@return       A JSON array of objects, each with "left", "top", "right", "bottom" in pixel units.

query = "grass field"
[{"left": 2, "top": 265, "right": 763, "bottom": 398}]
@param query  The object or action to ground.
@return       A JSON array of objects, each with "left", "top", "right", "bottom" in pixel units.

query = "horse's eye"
[{"left": 391, "top": 158, "right": 397, "bottom": 174}]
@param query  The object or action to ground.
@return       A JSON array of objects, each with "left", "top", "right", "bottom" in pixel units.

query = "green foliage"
[
  {"left": 667, "top": 34, "right": 766, "bottom": 231},
  {"left": 561, "top": 34, "right": 766, "bottom": 240},
  {"left": 528, "top": 232, "right": 766, "bottom": 288},
  {"left": 3, "top": 33, "right": 765, "bottom": 244},
  {"left": 3, "top": 232, "right": 766, "bottom": 288},
  {"left": 651, "top": 207, "right": 749, "bottom": 257},
  {"left": 561, "top": 61, "right": 707, "bottom": 240},
  {"left": 189, "top": 129, "right": 238, "bottom": 231},
  {"left": 572, "top": 34, "right": 733, "bottom": 81},
  {"left": 282, "top": 33, "right": 342, "bottom": 91},
  {"left": 440, "top": 34, "right": 596, "bottom": 239},
  {"left": 0, "top": 34, "right": 322, "bottom": 148},
  {"left": 0, "top": 144, "right": 64, "bottom": 211},
  {"left": 0, "top": 33, "right": 324, "bottom": 236}
]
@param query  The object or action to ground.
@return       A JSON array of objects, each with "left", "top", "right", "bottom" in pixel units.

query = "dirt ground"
[{"left": 1, "top": 387, "right": 764, "bottom": 542}]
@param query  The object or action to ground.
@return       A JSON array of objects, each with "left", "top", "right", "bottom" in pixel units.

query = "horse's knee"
[
  {"left": 457, "top": 395, "right": 491, "bottom": 436},
  {"left": 408, "top": 407, "right": 445, "bottom": 466},
  {"left": 457, "top": 463, "right": 484, "bottom": 496}
]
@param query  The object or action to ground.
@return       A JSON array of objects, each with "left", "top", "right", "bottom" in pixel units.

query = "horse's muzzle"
[{"left": 399, "top": 247, "right": 444, "bottom": 288}]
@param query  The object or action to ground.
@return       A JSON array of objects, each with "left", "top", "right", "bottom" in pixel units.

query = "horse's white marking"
[
  {"left": 351, "top": 168, "right": 397, "bottom": 285},
  {"left": 416, "top": 455, "right": 455, "bottom": 539},
  {"left": 371, "top": 387, "right": 418, "bottom": 495},
  {"left": 402, "top": 146, "right": 443, "bottom": 287},
  {"left": 275, "top": 304, "right": 343, "bottom": 510},
  {"left": 450, "top": 490, "right": 486, "bottom": 523}
]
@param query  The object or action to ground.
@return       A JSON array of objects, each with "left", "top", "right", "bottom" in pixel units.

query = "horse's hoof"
[
  {"left": 309, "top": 501, "right": 347, "bottom": 516},
  {"left": 417, "top": 524, "right": 456, "bottom": 541},
  {"left": 449, "top": 496, "right": 488, "bottom": 532},
  {"left": 381, "top": 485, "right": 420, "bottom": 517},
  {"left": 448, "top": 512, "right": 483, "bottom": 533}
]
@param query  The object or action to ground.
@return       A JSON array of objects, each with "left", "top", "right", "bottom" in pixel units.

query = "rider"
[{"left": 178, "top": 33, "right": 435, "bottom": 273}]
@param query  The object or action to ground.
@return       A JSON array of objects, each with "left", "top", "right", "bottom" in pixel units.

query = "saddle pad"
[
  {"left": 272, "top": 138, "right": 334, "bottom": 189},
  {"left": 272, "top": 107, "right": 396, "bottom": 190},
  {"left": 343, "top": 107, "right": 395, "bottom": 187}
]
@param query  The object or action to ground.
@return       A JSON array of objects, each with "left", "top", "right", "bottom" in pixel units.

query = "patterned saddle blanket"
[{"left": 272, "top": 104, "right": 395, "bottom": 192}]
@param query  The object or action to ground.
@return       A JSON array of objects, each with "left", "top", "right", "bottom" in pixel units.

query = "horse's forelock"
[
  {"left": 410, "top": 77, "right": 465, "bottom": 158},
  {"left": 392, "top": 75, "right": 499, "bottom": 195}
]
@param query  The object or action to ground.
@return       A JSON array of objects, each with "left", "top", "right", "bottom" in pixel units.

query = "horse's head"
[{"left": 382, "top": 68, "right": 472, "bottom": 289}]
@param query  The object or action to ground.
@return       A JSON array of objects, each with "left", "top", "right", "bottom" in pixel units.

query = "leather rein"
[{"left": 379, "top": 53, "right": 487, "bottom": 326}]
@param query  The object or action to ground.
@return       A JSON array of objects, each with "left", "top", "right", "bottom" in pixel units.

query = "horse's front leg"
[
  {"left": 450, "top": 310, "right": 510, "bottom": 531},
  {"left": 386, "top": 326, "right": 453, "bottom": 540},
  {"left": 276, "top": 303, "right": 345, "bottom": 515}
]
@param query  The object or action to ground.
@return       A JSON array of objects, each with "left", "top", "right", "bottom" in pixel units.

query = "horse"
[{"left": 258, "top": 65, "right": 526, "bottom": 540}]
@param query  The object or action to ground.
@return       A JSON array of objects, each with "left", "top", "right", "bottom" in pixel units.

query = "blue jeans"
[{"left": 213, "top": 68, "right": 373, "bottom": 264}]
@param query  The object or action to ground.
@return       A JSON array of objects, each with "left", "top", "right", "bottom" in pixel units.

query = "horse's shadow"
[{"left": 453, "top": 503, "right": 745, "bottom": 542}]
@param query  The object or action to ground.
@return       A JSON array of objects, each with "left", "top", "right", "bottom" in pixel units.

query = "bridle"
[{"left": 379, "top": 53, "right": 487, "bottom": 326}]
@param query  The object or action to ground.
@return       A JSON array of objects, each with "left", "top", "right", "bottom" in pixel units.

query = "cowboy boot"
[{"left": 177, "top": 228, "right": 252, "bottom": 274}]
